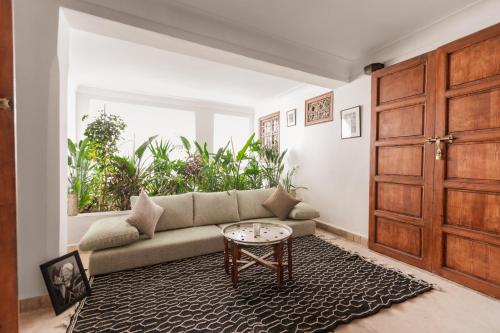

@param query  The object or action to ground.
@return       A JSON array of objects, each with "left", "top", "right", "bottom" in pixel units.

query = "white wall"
[{"left": 255, "top": 78, "right": 371, "bottom": 237}]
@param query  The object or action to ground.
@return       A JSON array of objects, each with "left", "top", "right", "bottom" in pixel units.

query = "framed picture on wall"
[
  {"left": 340, "top": 106, "right": 361, "bottom": 139},
  {"left": 305, "top": 91, "right": 333, "bottom": 126},
  {"left": 40, "top": 251, "right": 91, "bottom": 315},
  {"left": 259, "top": 111, "right": 280, "bottom": 150},
  {"left": 286, "top": 109, "right": 296, "bottom": 127}
]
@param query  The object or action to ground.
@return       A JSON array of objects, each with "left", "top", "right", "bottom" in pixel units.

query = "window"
[
  {"left": 259, "top": 112, "right": 280, "bottom": 150},
  {"left": 213, "top": 113, "right": 252, "bottom": 152},
  {"left": 84, "top": 99, "right": 196, "bottom": 160}
]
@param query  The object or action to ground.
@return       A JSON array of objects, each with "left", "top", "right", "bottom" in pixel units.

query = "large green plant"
[
  {"left": 107, "top": 135, "right": 157, "bottom": 210},
  {"left": 72, "top": 109, "right": 298, "bottom": 213},
  {"left": 83, "top": 111, "right": 126, "bottom": 210},
  {"left": 259, "top": 146, "right": 287, "bottom": 188},
  {"left": 67, "top": 138, "right": 93, "bottom": 211}
]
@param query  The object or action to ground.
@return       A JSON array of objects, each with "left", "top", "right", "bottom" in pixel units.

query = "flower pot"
[
  {"left": 67, "top": 192, "right": 79, "bottom": 216},
  {"left": 289, "top": 189, "right": 297, "bottom": 198}
]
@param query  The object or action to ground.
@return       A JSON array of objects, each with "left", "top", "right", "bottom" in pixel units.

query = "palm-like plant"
[
  {"left": 259, "top": 146, "right": 287, "bottom": 188},
  {"left": 107, "top": 135, "right": 157, "bottom": 210},
  {"left": 68, "top": 138, "right": 93, "bottom": 211}
]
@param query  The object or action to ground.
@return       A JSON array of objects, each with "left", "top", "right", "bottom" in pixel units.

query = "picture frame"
[
  {"left": 286, "top": 109, "right": 296, "bottom": 127},
  {"left": 340, "top": 106, "right": 361, "bottom": 139},
  {"left": 40, "top": 251, "right": 91, "bottom": 315},
  {"left": 305, "top": 91, "right": 333, "bottom": 126},
  {"left": 259, "top": 111, "right": 280, "bottom": 150}
]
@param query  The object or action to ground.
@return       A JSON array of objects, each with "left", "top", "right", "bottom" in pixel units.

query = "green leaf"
[
  {"left": 135, "top": 135, "right": 158, "bottom": 160},
  {"left": 180, "top": 136, "right": 191, "bottom": 153}
]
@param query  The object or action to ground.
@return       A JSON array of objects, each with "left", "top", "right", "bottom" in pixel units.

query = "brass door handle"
[
  {"left": 425, "top": 134, "right": 455, "bottom": 160},
  {"left": 426, "top": 134, "right": 455, "bottom": 144},
  {"left": 0, "top": 97, "right": 12, "bottom": 110}
]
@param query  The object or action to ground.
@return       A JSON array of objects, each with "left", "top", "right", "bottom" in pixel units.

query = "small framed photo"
[
  {"left": 340, "top": 106, "right": 361, "bottom": 139},
  {"left": 287, "top": 109, "right": 296, "bottom": 127},
  {"left": 40, "top": 251, "right": 91, "bottom": 315}
]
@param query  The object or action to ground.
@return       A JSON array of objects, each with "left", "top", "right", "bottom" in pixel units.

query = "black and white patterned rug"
[{"left": 68, "top": 236, "right": 432, "bottom": 333}]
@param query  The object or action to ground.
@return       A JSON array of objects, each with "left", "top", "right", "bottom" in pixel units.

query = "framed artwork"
[
  {"left": 287, "top": 109, "right": 296, "bottom": 127},
  {"left": 259, "top": 111, "right": 280, "bottom": 150},
  {"left": 340, "top": 106, "right": 361, "bottom": 139},
  {"left": 305, "top": 91, "right": 333, "bottom": 126},
  {"left": 40, "top": 251, "right": 91, "bottom": 315}
]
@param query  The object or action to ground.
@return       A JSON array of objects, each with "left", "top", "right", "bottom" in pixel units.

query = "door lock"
[{"left": 425, "top": 134, "right": 455, "bottom": 160}]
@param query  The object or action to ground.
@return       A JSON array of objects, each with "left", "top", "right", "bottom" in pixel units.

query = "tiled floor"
[{"left": 20, "top": 229, "right": 500, "bottom": 333}]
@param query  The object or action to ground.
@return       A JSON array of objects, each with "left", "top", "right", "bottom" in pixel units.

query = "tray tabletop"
[{"left": 222, "top": 222, "right": 292, "bottom": 245}]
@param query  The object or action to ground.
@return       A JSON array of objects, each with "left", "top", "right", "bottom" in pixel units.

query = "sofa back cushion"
[
  {"left": 236, "top": 188, "right": 275, "bottom": 220},
  {"left": 131, "top": 192, "right": 193, "bottom": 231},
  {"left": 193, "top": 190, "right": 240, "bottom": 226}
]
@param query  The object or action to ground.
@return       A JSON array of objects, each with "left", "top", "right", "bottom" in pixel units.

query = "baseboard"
[
  {"left": 19, "top": 294, "right": 51, "bottom": 313},
  {"left": 314, "top": 220, "right": 368, "bottom": 247}
]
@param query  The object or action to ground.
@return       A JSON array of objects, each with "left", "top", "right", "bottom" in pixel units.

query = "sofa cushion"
[
  {"left": 131, "top": 192, "right": 193, "bottom": 231},
  {"left": 236, "top": 188, "right": 275, "bottom": 220},
  {"left": 127, "top": 190, "right": 164, "bottom": 238},
  {"left": 193, "top": 190, "right": 240, "bottom": 226},
  {"left": 262, "top": 185, "right": 301, "bottom": 220},
  {"left": 78, "top": 216, "right": 140, "bottom": 251},
  {"left": 289, "top": 202, "right": 320, "bottom": 220},
  {"left": 218, "top": 217, "right": 316, "bottom": 238},
  {"left": 88, "top": 225, "right": 224, "bottom": 275}
]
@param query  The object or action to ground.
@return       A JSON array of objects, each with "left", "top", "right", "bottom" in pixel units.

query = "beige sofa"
[{"left": 82, "top": 188, "right": 319, "bottom": 276}]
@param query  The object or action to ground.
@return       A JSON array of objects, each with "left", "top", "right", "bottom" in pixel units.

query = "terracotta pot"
[
  {"left": 289, "top": 189, "right": 297, "bottom": 198},
  {"left": 67, "top": 192, "right": 79, "bottom": 216}
]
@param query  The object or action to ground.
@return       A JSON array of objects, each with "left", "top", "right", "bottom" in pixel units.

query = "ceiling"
[
  {"left": 74, "top": 0, "right": 484, "bottom": 81},
  {"left": 169, "top": 0, "right": 479, "bottom": 61},
  {"left": 68, "top": 29, "right": 311, "bottom": 108}
]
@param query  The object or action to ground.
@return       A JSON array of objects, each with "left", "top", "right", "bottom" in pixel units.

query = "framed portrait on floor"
[
  {"left": 340, "top": 106, "right": 361, "bottom": 139},
  {"left": 40, "top": 251, "right": 91, "bottom": 315}
]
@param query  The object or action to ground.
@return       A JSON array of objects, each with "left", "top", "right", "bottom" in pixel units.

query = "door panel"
[
  {"left": 376, "top": 183, "right": 422, "bottom": 217},
  {"left": 377, "top": 146, "right": 423, "bottom": 176},
  {"left": 449, "top": 36, "right": 500, "bottom": 86},
  {"left": 448, "top": 89, "right": 500, "bottom": 132},
  {"left": 0, "top": 0, "right": 18, "bottom": 331},
  {"left": 378, "top": 64, "right": 426, "bottom": 103},
  {"left": 447, "top": 143, "right": 500, "bottom": 180},
  {"left": 375, "top": 217, "right": 422, "bottom": 256},
  {"left": 369, "top": 53, "right": 436, "bottom": 270},
  {"left": 434, "top": 23, "right": 500, "bottom": 298},
  {"left": 446, "top": 190, "right": 500, "bottom": 234},
  {"left": 378, "top": 105, "right": 425, "bottom": 139}
]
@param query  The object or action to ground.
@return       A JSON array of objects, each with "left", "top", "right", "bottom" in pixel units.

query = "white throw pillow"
[{"left": 126, "top": 190, "right": 164, "bottom": 238}]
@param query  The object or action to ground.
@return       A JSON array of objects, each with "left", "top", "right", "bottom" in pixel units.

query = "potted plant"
[{"left": 282, "top": 167, "right": 307, "bottom": 198}]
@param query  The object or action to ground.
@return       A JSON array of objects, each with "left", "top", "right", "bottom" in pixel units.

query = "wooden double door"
[{"left": 369, "top": 24, "right": 500, "bottom": 298}]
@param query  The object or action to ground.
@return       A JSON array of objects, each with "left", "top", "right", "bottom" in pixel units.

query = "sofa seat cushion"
[
  {"left": 88, "top": 225, "right": 224, "bottom": 276},
  {"left": 236, "top": 188, "right": 275, "bottom": 220},
  {"left": 193, "top": 190, "right": 240, "bottom": 226},
  {"left": 131, "top": 192, "right": 193, "bottom": 232},
  {"left": 289, "top": 202, "right": 320, "bottom": 220},
  {"left": 218, "top": 217, "right": 316, "bottom": 238},
  {"left": 78, "top": 216, "right": 140, "bottom": 252}
]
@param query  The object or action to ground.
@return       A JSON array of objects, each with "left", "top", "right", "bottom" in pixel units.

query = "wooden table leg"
[
  {"left": 275, "top": 242, "right": 283, "bottom": 288},
  {"left": 231, "top": 242, "right": 239, "bottom": 288},
  {"left": 287, "top": 237, "right": 293, "bottom": 279},
  {"left": 223, "top": 238, "right": 229, "bottom": 274}
]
